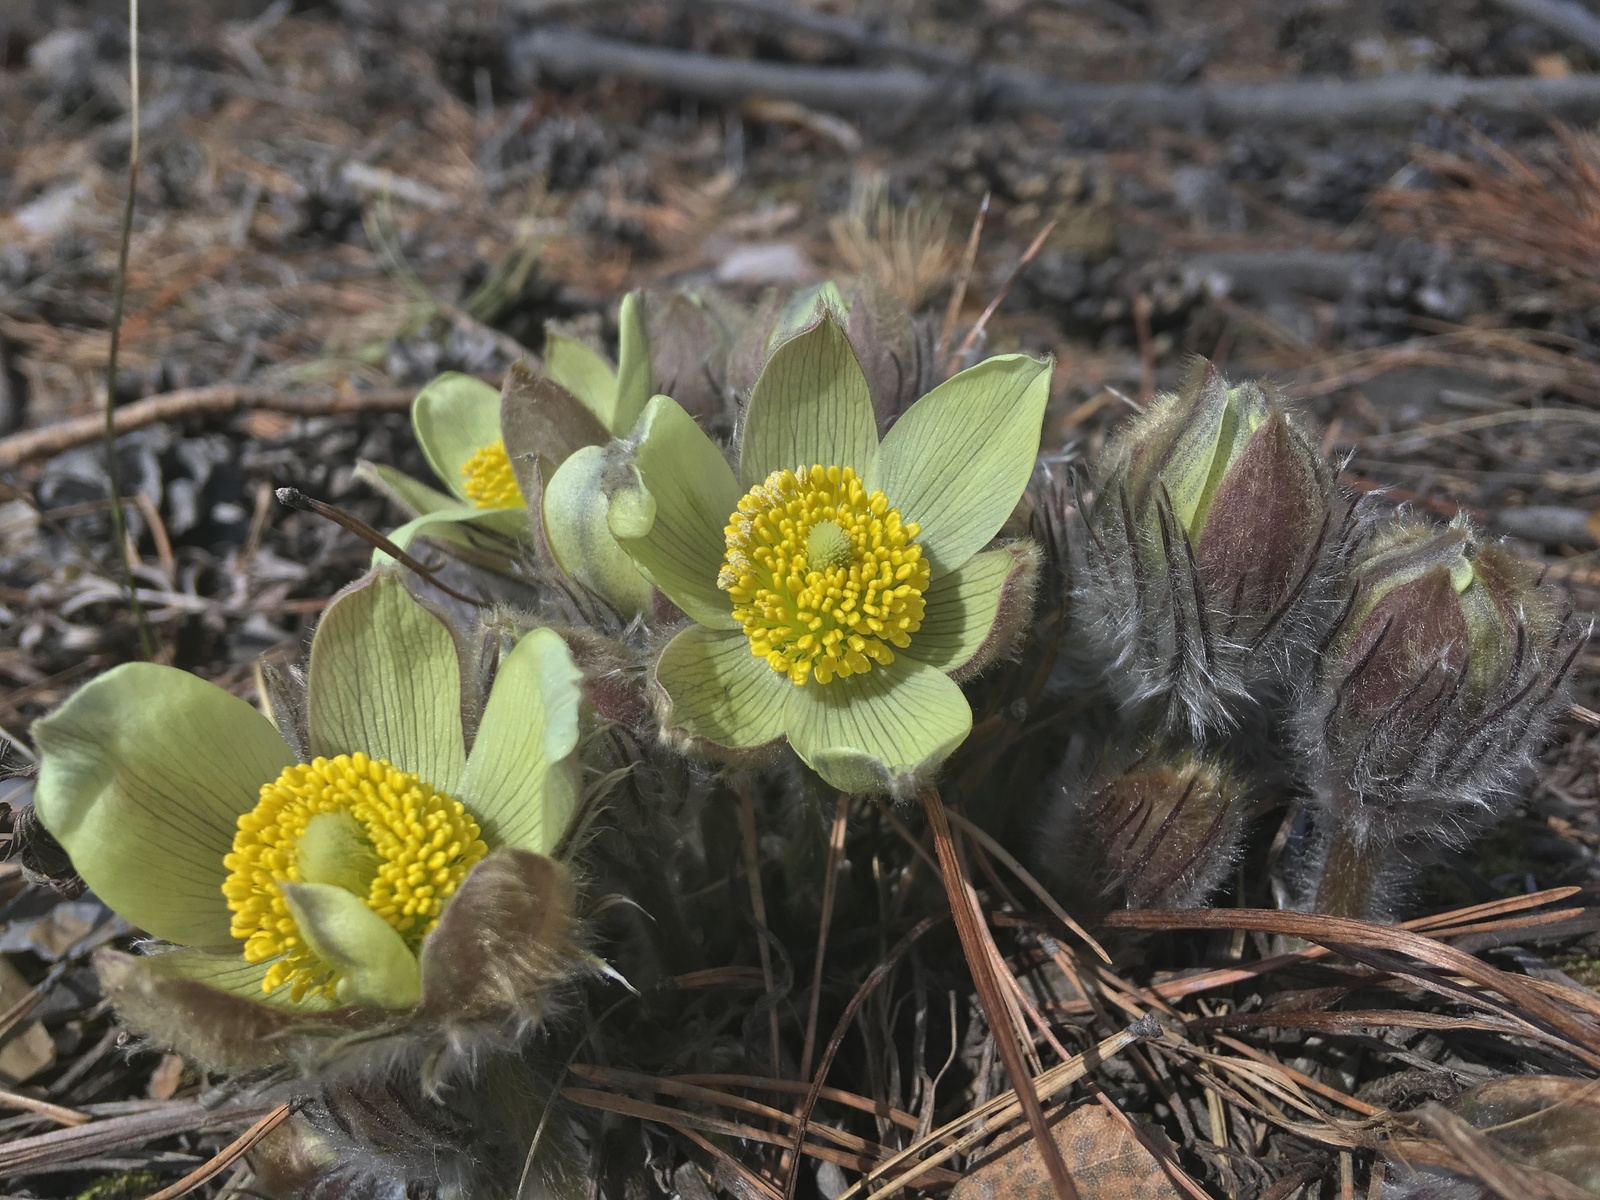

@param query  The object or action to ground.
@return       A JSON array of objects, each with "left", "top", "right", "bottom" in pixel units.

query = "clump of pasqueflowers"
[
  {"left": 1292, "top": 515, "right": 1579, "bottom": 918},
  {"left": 1044, "top": 745, "right": 1250, "bottom": 910},
  {"left": 32, "top": 570, "right": 594, "bottom": 1082},
  {"left": 601, "top": 308, "right": 1048, "bottom": 795},
  {"left": 1077, "top": 360, "right": 1347, "bottom": 739}
]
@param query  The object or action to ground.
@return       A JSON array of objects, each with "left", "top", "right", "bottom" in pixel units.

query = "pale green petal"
[
  {"left": 606, "top": 395, "right": 740, "bottom": 629},
  {"left": 612, "top": 290, "right": 652, "bottom": 437},
  {"left": 280, "top": 883, "right": 420, "bottom": 1009},
  {"left": 738, "top": 313, "right": 878, "bottom": 489},
  {"left": 356, "top": 461, "right": 461, "bottom": 518},
  {"left": 545, "top": 331, "right": 618, "bottom": 427},
  {"left": 370, "top": 507, "right": 526, "bottom": 571},
  {"left": 783, "top": 657, "right": 971, "bottom": 794},
  {"left": 412, "top": 373, "right": 505, "bottom": 502},
  {"left": 654, "top": 624, "right": 788, "bottom": 749},
  {"left": 869, "top": 354, "right": 1051, "bottom": 574},
  {"left": 544, "top": 446, "right": 654, "bottom": 616},
  {"left": 33, "top": 663, "right": 294, "bottom": 947},
  {"left": 904, "top": 545, "right": 1036, "bottom": 676},
  {"left": 460, "top": 628, "right": 584, "bottom": 855},
  {"left": 307, "top": 571, "right": 467, "bottom": 793}
]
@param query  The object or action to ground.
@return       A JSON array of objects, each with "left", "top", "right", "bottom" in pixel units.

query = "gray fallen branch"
[
  {"left": 515, "top": 29, "right": 1600, "bottom": 128},
  {"left": 1491, "top": 0, "right": 1600, "bottom": 58}
]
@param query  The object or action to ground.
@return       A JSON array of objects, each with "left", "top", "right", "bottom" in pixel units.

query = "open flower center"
[
  {"left": 222, "top": 753, "right": 487, "bottom": 1002},
  {"left": 718, "top": 465, "right": 929, "bottom": 686},
  {"left": 461, "top": 439, "right": 524, "bottom": 509}
]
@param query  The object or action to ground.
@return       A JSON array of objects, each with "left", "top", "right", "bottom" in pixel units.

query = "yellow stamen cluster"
[
  {"left": 720, "top": 464, "right": 929, "bottom": 686},
  {"left": 222, "top": 753, "right": 487, "bottom": 1002},
  {"left": 461, "top": 439, "right": 524, "bottom": 509}
]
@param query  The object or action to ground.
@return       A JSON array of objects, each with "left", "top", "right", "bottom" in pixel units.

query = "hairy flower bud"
[
  {"left": 1295, "top": 516, "right": 1580, "bottom": 917},
  {"left": 1078, "top": 359, "right": 1347, "bottom": 738},
  {"left": 1048, "top": 746, "right": 1250, "bottom": 909}
]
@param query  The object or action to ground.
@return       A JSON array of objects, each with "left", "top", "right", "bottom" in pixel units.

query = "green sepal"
[
  {"left": 33, "top": 663, "right": 294, "bottom": 948},
  {"left": 280, "top": 883, "right": 421, "bottom": 1009},
  {"left": 306, "top": 571, "right": 467, "bottom": 794},
  {"left": 460, "top": 627, "right": 584, "bottom": 855},
  {"left": 870, "top": 353, "right": 1051, "bottom": 575},
  {"left": 652, "top": 624, "right": 789, "bottom": 750},
  {"left": 544, "top": 332, "right": 617, "bottom": 428},
  {"left": 738, "top": 311, "right": 878, "bottom": 489},
  {"left": 906, "top": 544, "right": 1038, "bottom": 678},
  {"left": 355, "top": 461, "right": 461, "bottom": 519},
  {"left": 606, "top": 395, "right": 740, "bottom": 629},
  {"left": 783, "top": 656, "right": 972, "bottom": 795},
  {"left": 411, "top": 373, "right": 504, "bottom": 503}
]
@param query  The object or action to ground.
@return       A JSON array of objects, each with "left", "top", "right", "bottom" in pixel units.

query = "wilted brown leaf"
[{"left": 950, "top": 1104, "right": 1182, "bottom": 1200}]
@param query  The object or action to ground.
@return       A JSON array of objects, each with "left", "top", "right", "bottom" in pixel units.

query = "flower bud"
[
  {"left": 1052, "top": 747, "right": 1249, "bottom": 909},
  {"left": 1078, "top": 359, "right": 1346, "bottom": 737},
  {"left": 1295, "top": 515, "right": 1579, "bottom": 917}
]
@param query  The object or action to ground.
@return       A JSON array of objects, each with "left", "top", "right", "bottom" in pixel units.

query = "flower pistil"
[{"left": 719, "top": 464, "right": 929, "bottom": 686}]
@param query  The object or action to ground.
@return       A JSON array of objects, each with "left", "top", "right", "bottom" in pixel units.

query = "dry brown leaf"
[{"left": 949, "top": 1104, "right": 1182, "bottom": 1200}]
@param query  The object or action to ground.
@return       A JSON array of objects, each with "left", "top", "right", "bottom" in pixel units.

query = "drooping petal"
[
  {"left": 654, "top": 624, "right": 789, "bottom": 750},
  {"left": 307, "top": 571, "right": 467, "bottom": 794},
  {"left": 738, "top": 313, "right": 878, "bottom": 489},
  {"left": 783, "top": 657, "right": 972, "bottom": 795},
  {"left": 33, "top": 664, "right": 294, "bottom": 948},
  {"left": 543, "top": 445, "right": 655, "bottom": 617},
  {"left": 418, "top": 850, "right": 579, "bottom": 1022},
  {"left": 869, "top": 354, "right": 1051, "bottom": 574},
  {"left": 903, "top": 544, "right": 1038, "bottom": 678},
  {"left": 280, "top": 883, "right": 420, "bottom": 1009},
  {"left": 412, "top": 374, "right": 505, "bottom": 502},
  {"left": 544, "top": 331, "right": 618, "bottom": 427},
  {"left": 460, "top": 628, "right": 584, "bottom": 855},
  {"left": 611, "top": 290, "right": 653, "bottom": 437},
  {"left": 606, "top": 394, "right": 740, "bottom": 629},
  {"left": 371, "top": 507, "right": 527, "bottom": 573},
  {"left": 356, "top": 461, "right": 462, "bottom": 519}
]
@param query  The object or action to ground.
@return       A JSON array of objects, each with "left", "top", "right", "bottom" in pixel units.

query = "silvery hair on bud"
[{"left": 1068, "top": 362, "right": 1357, "bottom": 742}]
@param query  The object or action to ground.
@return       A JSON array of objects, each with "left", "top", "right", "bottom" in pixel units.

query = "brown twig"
[
  {"left": 141, "top": 1102, "right": 294, "bottom": 1200},
  {"left": 917, "top": 787, "right": 1081, "bottom": 1200},
  {"left": 0, "top": 385, "right": 415, "bottom": 470},
  {"left": 273, "top": 488, "right": 487, "bottom": 607},
  {"left": 936, "top": 192, "right": 989, "bottom": 364},
  {"left": 951, "top": 216, "right": 1060, "bottom": 362}
]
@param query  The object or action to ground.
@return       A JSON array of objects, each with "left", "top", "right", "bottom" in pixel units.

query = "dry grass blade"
[
  {"left": 1413, "top": 1103, "right": 1589, "bottom": 1200},
  {"left": 1104, "top": 908, "right": 1600, "bottom": 1068},
  {"left": 835, "top": 1021, "right": 1156, "bottom": 1200},
  {"left": 141, "top": 1103, "right": 293, "bottom": 1200},
  {"left": 782, "top": 913, "right": 946, "bottom": 1200},
  {"left": 0, "top": 1100, "right": 279, "bottom": 1176},
  {"left": 917, "top": 787, "right": 1081, "bottom": 1200},
  {"left": 936, "top": 193, "right": 989, "bottom": 362}
]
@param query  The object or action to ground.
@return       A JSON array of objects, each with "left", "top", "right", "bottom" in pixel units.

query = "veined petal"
[
  {"left": 544, "top": 331, "right": 618, "bottom": 428},
  {"left": 280, "top": 883, "right": 420, "bottom": 1009},
  {"left": 412, "top": 374, "right": 505, "bottom": 503},
  {"left": 33, "top": 664, "right": 294, "bottom": 948},
  {"left": 869, "top": 354, "right": 1051, "bottom": 574},
  {"left": 654, "top": 625, "right": 789, "bottom": 749},
  {"left": 606, "top": 394, "right": 740, "bottom": 629},
  {"left": 544, "top": 446, "right": 655, "bottom": 617},
  {"left": 307, "top": 571, "right": 467, "bottom": 794},
  {"left": 369, "top": 507, "right": 527, "bottom": 573},
  {"left": 612, "top": 290, "right": 652, "bottom": 437},
  {"left": 904, "top": 545, "right": 1038, "bottom": 678},
  {"left": 783, "top": 657, "right": 972, "bottom": 795},
  {"left": 460, "top": 628, "right": 584, "bottom": 855},
  {"left": 738, "top": 313, "right": 878, "bottom": 489}
]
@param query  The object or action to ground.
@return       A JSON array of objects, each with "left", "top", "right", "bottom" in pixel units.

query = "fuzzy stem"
[{"left": 1314, "top": 820, "right": 1383, "bottom": 920}]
